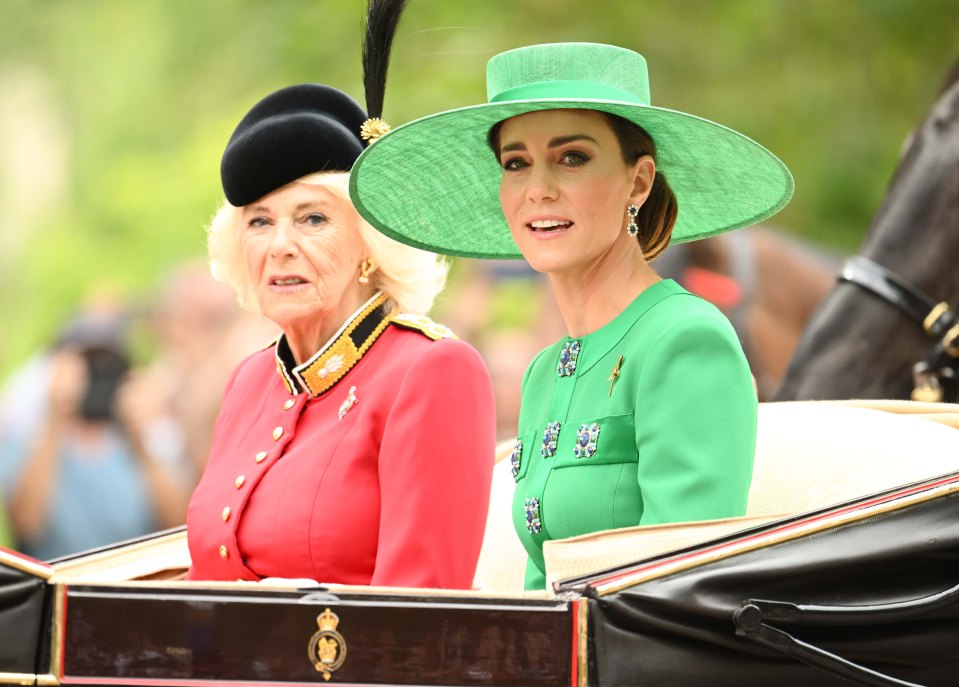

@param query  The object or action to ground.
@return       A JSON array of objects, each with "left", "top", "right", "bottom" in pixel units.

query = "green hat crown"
[{"left": 487, "top": 43, "right": 651, "bottom": 106}]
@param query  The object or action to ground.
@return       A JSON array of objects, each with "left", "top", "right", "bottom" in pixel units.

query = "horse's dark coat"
[{"left": 776, "top": 63, "right": 959, "bottom": 401}]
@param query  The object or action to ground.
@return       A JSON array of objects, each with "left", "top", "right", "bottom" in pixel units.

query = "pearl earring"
[{"left": 358, "top": 259, "right": 377, "bottom": 285}]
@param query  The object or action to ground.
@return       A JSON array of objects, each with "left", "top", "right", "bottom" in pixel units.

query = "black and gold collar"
[{"left": 275, "top": 292, "right": 393, "bottom": 397}]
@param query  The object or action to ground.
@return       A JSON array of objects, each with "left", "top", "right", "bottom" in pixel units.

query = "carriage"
[
  {"left": 3, "top": 33, "right": 957, "bottom": 687},
  {"left": 2, "top": 400, "right": 958, "bottom": 687}
]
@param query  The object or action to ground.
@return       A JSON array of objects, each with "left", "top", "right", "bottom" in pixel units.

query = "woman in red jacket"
[{"left": 185, "top": 1, "right": 494, "bottom": 588}]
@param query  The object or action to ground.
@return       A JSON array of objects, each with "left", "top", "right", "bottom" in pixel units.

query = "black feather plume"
[{"left": 363, "top": 0, "right": 408, "bottom": 120}]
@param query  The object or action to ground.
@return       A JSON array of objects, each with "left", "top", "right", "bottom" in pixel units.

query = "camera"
[{"left": 78, "top": 346, "right": 130, "bottom": 421}]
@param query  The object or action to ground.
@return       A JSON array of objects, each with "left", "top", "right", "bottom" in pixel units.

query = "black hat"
[
  {"left": 220, "top": 85, "right": 367, "bottom": 206},
  {"left": 219, "top": 0, "right": 408, "bottom": 207}
]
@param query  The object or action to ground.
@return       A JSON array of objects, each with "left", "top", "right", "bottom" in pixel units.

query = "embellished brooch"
[
  {"left": 557, "top": 340, "right": 581, "bottom": 377},
  {"left": 574, "top": 423, "right": 601, "bottom": 459},
  {"left": 525, "top": 497, "right": 542, "bottom": 534},
  {"left": 541, "top": 421, "right": 561, "bottom": 458},
  {"left": 510, "top": 439, "right": 523, "bottom": 478}
]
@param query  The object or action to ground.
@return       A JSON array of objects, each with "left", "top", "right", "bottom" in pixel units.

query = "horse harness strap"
[{"left": 838, "top": 256, "right": 959, "bottom": 402}]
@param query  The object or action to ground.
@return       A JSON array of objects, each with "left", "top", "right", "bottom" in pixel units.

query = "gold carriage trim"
[
  {"left": 391, "top": 313, "right": 457, "bottom": 341},
  {"left": 276, "top": 293, "right": 393, "bottom": 397},
  {"left": 307, "top": 608, "right": 348, "bottom": 681},
  {"left": 590, "top": 478, "right": 959, "bottom": 597}
]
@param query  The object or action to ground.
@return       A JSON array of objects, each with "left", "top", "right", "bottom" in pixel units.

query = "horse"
[
  {"left": 776, "top": 60, "right": 959, "bottom": 402},
  {"left": 654, "top": 226, "right": 839, "bottom": 400}
]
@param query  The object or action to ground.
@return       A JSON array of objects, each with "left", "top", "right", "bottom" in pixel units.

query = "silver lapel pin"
[{"left": 338, "top": 386, "right": 358, "bottom": 421}]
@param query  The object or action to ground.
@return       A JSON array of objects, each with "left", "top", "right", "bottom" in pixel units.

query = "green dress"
[{"left": 510, "top": 279, "right": 756, "bottom": 590}]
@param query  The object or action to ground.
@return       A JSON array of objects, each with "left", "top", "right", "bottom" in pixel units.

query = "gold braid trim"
[
  {"left": 298, "top": 294, "right": 392, "bottom": 396},
  {"left": 391, "top": 313, "right": 457, "bottom": 341}
]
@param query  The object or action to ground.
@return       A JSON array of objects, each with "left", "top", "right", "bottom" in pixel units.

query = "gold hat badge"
[
  {"left": 360, "top": 117, "right": 391, "bottom": 143},
  {"left": 307, "top": 608, "right": 348, "bottom": 680}
]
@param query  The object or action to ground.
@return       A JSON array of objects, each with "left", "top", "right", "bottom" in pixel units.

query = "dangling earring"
[
  {"left": 358, "top": 259, "right": 377, "bottom": 285},
  {"left": 626, "top": 204, "right": 640, "bottom": 237}
]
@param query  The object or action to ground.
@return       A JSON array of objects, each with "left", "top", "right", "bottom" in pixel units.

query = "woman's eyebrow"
[
  {"left": 499, "top": 134, "right": 598, "bottom": 155},
  {"left": 500, "top": 141, "right": 526, "bottom": 153},
  {"left": 293, "top": 201, "right": 328, "bottom": 213},
  {"left": 548, "top": 134, "right": 598, "bottom": 147}
]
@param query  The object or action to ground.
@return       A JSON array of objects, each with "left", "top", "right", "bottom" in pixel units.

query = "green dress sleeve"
[{"left": 635, "top": 312, "right": 756, "bottom": 525}]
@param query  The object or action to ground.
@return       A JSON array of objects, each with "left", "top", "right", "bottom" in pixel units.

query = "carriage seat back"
[
  {"left": 747, "top": 400, "right": 959, "bottom": 517},
  {"left": 536, "top": 400, "right": 959, "bottom": 592}
]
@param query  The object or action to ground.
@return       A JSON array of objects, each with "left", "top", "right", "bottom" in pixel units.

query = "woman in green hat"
[{"left": 350, "top": 42, "right": 793, "bottom": 590}]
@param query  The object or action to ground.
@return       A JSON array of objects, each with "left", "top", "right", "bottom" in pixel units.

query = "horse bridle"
[{"left": 839, "top": 256, "right": 959, "bottom": 402}]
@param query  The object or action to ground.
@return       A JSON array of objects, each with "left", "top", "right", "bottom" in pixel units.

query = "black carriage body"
[
  {"left": 576, "top": 473, "right": 959, "bottom": 686},
  {"left": 2, "top": 472, "right": 958, "bottom": 687}
]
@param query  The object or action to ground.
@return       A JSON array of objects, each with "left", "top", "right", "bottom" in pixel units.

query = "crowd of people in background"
[{"left": 0, "top": 262, "right": 278, "bottom": 559}]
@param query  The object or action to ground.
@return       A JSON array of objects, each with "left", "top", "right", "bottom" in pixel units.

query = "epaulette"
[{"left": 391, "top": 313, "right": 457, "bottom": 341}]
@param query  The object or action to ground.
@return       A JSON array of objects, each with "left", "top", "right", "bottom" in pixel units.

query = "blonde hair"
[{"left": 207, "top": 172, "right": 449, "bottom": 315}]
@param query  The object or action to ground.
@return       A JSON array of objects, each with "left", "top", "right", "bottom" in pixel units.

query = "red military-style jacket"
[{"left": 187, "top": 294, "right": 495, "bottom": 588}]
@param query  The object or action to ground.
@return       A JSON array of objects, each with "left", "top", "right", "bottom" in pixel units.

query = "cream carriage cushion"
[{"left": 525, "top": 400, "right": 959, "bottom": 591}]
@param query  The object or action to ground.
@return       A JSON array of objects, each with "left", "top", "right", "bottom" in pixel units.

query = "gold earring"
[{"left": 358, "top": 259, "right": 377, "bottom": 285}]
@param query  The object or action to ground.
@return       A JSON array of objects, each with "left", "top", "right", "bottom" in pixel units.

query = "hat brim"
[{"left": 349, "top": 98, "right": 794, "bottom": 259}]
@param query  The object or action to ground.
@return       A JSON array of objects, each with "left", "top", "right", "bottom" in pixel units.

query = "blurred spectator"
[
  {"left": 143, "top": 262, "right": 279, "bottom": 477},
  {"left": 480, "top": 329, "right": 544, "bottom": 443},
  {"left": 0, "top": 303, "right": 191, "bottom": 560},
  {"left": 438, "top": 260, "right": 565, "bottom": 443}
]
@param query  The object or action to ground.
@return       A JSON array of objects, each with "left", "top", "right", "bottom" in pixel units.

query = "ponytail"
[{"left": 604, "top": 113, "right": 678, "bottom": 260}]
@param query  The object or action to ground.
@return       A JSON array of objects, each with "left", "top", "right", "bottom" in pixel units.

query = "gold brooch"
[
  {"left": 360, "top": 117, "right": 391, "bottom": 143},
  {"left": 608, "top": 355, "right": 624, "bottom": 396},
  {"left": 307, "top": 608, "right": 348, "bottom": 680}
]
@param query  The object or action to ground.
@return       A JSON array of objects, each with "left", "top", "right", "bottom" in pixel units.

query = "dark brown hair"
[
  {"left": 602, "top": 112, "right": 677, "bottom": 260},
  {"left": 488, "top": 111, "right": 678, "bottom": 260}
]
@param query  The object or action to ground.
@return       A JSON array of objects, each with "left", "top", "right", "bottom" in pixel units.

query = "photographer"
[{"left": 0, "top": 307, "right": 190, "bottom": 560}]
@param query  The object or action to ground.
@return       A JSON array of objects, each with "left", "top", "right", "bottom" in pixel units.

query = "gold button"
[
  {"left": 284, "top": 398, "right": 295, "bottom": 410},
  {"left": 221, "top": 506, "right": 231, "bottom": 522},
  {"left": 272, "top": 426, "right": 284, "bottom": 441},
  {"left": 219, "top": 545, "right": 228, "bottom": 559},
  {"left": 255, "top": 451, "right": 268, "bottom": 463},
  {"left": 235, "top": 475, "right": 246, "bottom": 489}
]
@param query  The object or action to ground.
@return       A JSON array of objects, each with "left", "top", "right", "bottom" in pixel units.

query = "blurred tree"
[{"left": 0, "top": 0, "right": 957, "bottom": 377}]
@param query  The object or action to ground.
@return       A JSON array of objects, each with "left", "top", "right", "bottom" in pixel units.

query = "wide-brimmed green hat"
[{"left": 349, "top": 42, "right": 793, "bottom": 259}]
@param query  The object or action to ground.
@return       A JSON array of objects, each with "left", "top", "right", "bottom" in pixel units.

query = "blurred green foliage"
[{"left": 1, "top": 0, "right": 957, "bottom": 377}]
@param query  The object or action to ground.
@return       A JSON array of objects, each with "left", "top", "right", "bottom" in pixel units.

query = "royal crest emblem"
[
  {"left": 541, "top": 421, "right": 561, "bottom": 458},
  {"left": 510, "top": 438, "right": 523, "bottom": 478},
  {"left": 557, "top": 340, "right": 582, "bottom": 377},
  {"left": 307, "top": 608, "right": 348, "bottom": 681},
  {"left": 574, "top": 423, "right": 601, "bottom": 459},
  {"left": 525, "top": 497, "right": 542, "bottom": 534}
]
